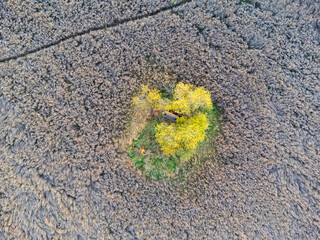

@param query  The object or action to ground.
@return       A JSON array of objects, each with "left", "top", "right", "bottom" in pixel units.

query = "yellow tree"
[{"left": 133, "top": 82, "right": 213, "bottom": 160}]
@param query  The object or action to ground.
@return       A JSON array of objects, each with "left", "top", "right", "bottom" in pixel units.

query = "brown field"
[{"left": 1, "top": 0, "right": 320, "bottom": 239}]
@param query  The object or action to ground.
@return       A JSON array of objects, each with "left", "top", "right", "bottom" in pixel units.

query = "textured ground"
[{"left": 1, "top": 0, "right": 320, "bottom": 239}]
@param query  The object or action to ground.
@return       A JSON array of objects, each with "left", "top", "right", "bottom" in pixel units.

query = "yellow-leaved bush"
[
  {"left": 132, "top": 85, "right": 168, "bottom": 111},
  {"left": 133, "top": 82, "right": 213, "bottom": 159},
  {"left": 155, "top": 112, "right": 209, "bottom": 158},
  {"left": 165, "top": 82, "right": 213, "bottom": 116}
]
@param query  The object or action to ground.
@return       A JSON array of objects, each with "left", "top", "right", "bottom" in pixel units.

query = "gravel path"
[{"left": 1, "top": 0, "right": 320, "bottom": 239}]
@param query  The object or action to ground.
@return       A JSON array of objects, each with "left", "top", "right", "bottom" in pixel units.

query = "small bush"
[
  {"left": 165, "top": 82, "right": 213, "bottom": 116},
  {"left": 155, "top": 112, "right": 209, "bottom": 157},
  {"left": 132, "top": 85, "right": 169, "bottom": 111}
]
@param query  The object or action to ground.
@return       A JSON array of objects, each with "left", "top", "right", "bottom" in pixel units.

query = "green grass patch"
[{"left": 128, "top": 118, "right": 179, "bottom": 180}]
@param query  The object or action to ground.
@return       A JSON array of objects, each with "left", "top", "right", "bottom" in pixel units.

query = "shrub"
[
  {"left": 165, "top": 82, "right": 213, "bottom": 116},
  {"left": 132, "top": 85, "right": 169, "bottom": 111},
  {"left": 155, "top": 112, "right": 209, "bottom": 157}
]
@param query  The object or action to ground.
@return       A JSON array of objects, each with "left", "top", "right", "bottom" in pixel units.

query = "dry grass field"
[{"left": 1, "top": 0, "right": 320, "bottom": 239}]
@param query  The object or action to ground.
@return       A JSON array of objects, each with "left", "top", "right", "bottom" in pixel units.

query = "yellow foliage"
[
  {"left": 165, "top": 82, "right": 213, "bottom": 115},
  {"left": 155, "top": 112, "right": 209, "bottom": 157},
  {"left": 133, "top": 82, "right": 213, "bottom": 159},
  {"left": 132, "top": 85, "right": 167, "bottom": 111}
]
